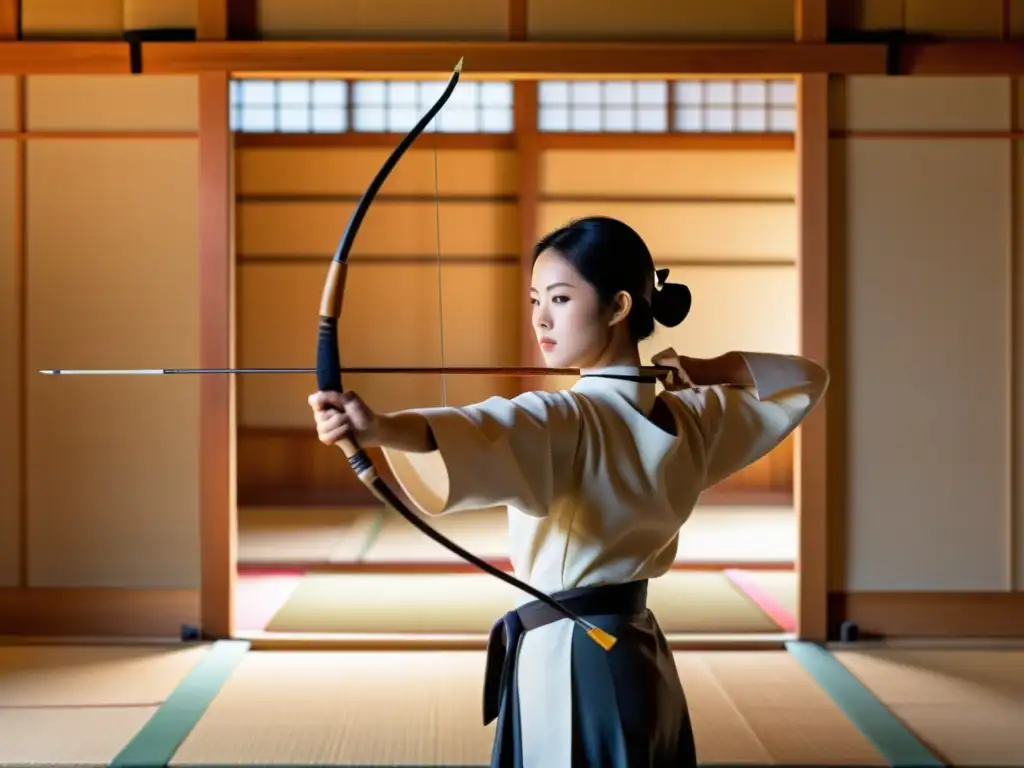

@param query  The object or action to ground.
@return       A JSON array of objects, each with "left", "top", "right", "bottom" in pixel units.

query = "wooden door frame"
[
  {"left": 196, "top": 66, "right": 834, "bottom": 645},
  {"left": 795, "top": 0, "right": 831, "bottom": 643}
]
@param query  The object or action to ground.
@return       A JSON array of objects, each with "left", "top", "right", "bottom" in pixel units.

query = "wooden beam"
[
  {"left": 0, "top": 130, "right": 197, "bottom": 140},
  {"left": 0, "top": 42, "right": 131, "bottom": 73},
  {"left": 0, "top": 40, "right": 1021, "bottom": 76},
  {"left": 508, "top": 0, "right": 527, "bottom": 40},
  {"left": 198, "top": 0, "right": 260, "bottom": 40},
  {"left": 536, "top": 133, "right": 795, "bottom": 150},
  {"left": 197, "top": 0, "right": 228, "bottom": 41},
  {"left": 795, "top": 0, "right": 829, "bottom": 644},
  {"left": 227, "top": 0, "right": 260, "bottom": 41},
  {"left": 232, "top": 132, "right": 793, "bottom": 151},
  {"left": 0, "top": 0, "right": 18, "bottom": 40},
  {"left": 139, "top": 40, "right": 888, "bottom": 76},
  {"left": 897, "top": 42, "right": 1024, "bottom": 74},
  {"left": 198, "top": 72, "right": 236, "bottom": 640},
  {"left": 0, "top": 588, "right": 200, "bottom": 637},
  {"left": 828, "top": 591, "right": 1024, "bottom": 638},
  {"left": 831, "top": 129, "right": 1024, "bottom": 139},
  {"left": 234, "top": 132, "right": 515, "bottom": 150},
  {"left": 795, "top": 0, "right": 827, "bottom": 42}
]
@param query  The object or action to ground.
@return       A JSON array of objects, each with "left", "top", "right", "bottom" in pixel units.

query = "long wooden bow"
[
  {"left": 36, "top": 61, "right": 692, "bottom": 650},
  {"left": 313, "top": 59, "right": 617, "bottom": 652}
]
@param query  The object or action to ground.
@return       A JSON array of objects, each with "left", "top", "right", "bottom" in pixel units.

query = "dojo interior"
[
  {"left": 1, "top": 0, "right": 1024, "bottom": 766},
  {"left": 230, "top": 74, "right": 802, "bottom": 641}
]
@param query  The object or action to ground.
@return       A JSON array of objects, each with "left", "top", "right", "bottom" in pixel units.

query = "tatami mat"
[
  {"left": 236, "top": 572, "right": 306, "bottom": 632},
  {"left": 834, "top": 649, "right": 1024, "bottom": 766},
  {"left": 169, "top": 651, "right": 495, "bottom": 766},
  {"left": 726, "top": 569, "right": 799, "bottom": 632},
  {"left": 0, "top": 705, "right": 161, "bottom": 767},
  {"left": 0, "top": 644, "right": 209, "bottom": 707},
  {"left": 238, "top": 507, "right": 379, "bottom": 563},
  {"left": 262, "top": 571, "right": 783, "bottom": 635},
  {"left": 729, "top": 570, "right": 798, "bottom": 617},
  {"left": 694, "top": 652, "right": 887, "bottom": 765},
  {"left": 675, "top": 506, "right": 796, "bottom": 564},
  {"left": 360, "top": 508, "right": 510, "bottom": 562},
  {"left": 237, "top": 504, "right": 798, "bottom": 568},
  {"left": 166, "top": 650, "right": 885, "bottom": 766}
]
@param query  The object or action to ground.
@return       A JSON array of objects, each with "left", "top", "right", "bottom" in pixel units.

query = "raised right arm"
[{"left": 669, "top": 352, "right": 829, "bottom": 490}]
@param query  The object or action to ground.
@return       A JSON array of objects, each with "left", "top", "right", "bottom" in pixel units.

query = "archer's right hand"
[{"left": 308, "top": 391, "right": 379, "bottom": 447}]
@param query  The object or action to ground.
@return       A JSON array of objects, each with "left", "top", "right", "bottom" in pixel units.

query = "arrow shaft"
[
  {"left": 42, "top": 366, "right": 588, "bottom": 376},
  {"left": 40, "top": 365, "right": 672, "bottom": 378}
]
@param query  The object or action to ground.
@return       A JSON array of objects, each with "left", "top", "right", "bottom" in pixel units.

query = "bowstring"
[{"left": 432, "top": 119, "right": 447, "bottom": 408}]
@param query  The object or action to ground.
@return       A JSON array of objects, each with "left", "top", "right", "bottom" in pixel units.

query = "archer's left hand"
[{"left": 308, "top": 390, "right": 380, "bottom": 447}]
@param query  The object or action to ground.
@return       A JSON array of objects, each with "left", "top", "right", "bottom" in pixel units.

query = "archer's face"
[{"left": 530, "top": 249, "right": 608, "bottom": 369}]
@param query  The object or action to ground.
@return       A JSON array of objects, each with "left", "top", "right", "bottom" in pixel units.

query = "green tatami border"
[
  {"left": 108, "top": 639, "right": 251, "bottom": 768},
  {"left": 785, "top": 641, "right": 946, "bottom": 768}
]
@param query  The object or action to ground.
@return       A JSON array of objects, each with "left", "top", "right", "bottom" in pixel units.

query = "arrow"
[{"left": 40, "top": 365, "right": 673, "bottom": 377}]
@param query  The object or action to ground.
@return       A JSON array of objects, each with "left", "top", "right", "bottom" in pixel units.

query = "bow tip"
[{"left": 454, "top": 56, "right": 464, "bottom": 73}]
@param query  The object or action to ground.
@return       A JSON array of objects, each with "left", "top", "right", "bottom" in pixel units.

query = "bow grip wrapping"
[{"left": 317, "top": 259, "right": 376, "bottom": 481}]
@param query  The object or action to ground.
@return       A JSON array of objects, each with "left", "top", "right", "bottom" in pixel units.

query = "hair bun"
[{"left": 651, "top": 268, "right": 691, "bottom": 328}]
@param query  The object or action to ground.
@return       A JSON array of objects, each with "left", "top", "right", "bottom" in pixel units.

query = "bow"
[{"left": 315, "top": 59, "right": 616, "bottom": 653}]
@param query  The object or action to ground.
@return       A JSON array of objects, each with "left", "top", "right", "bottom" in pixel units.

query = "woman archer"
[{"left": 309, "top": 215, "right": 829, "bottom": 768}]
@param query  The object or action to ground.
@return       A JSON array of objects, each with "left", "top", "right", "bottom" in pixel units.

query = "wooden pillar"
[
  {"left": 197, "top": 0, "right": 236, "bottom": 639},
  {"left": 1011, "top": 75, "right": 1021, "bottom": 591},
  {"left": 510, "top": 0, "right": 542, "bottom": 392},
  {"left": 0, "top": 0, "right": 18, "bottom": 39},
  {"left": 795, "top": 0, "right": 831, "bottom": 642},
  {"left": 13, "top": 36, "right": 24, "bottom": 589}
]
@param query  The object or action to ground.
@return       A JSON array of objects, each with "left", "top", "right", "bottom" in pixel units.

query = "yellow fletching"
[{"left": 586, "top": 626, "right": 617, "bottom": 651}]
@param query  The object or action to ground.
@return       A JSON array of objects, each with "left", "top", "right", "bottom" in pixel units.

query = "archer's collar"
[{"left": 574, "top": 365, "right": 656, "bottom": 412}]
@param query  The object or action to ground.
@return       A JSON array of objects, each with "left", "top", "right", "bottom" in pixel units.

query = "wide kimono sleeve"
[
  {"left": 671, "top": 352, "right": 829, "bottom": 491},
  {"left": 379, "top": 390, "right": 582, "bottom": 517}
]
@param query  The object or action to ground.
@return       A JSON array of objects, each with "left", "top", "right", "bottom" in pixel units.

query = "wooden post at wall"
[
  {"left": 510, "top": 0, "right": 542, "bottom": 394},
  {"left": 795, "top": 0, "right": 831, "bottom": 642},
  {"left": 197, "top": 0, "right": 236, "bottom": 639},
  {"left": 1010, "top": 74, "right": 1021, "bottom": 591},
  {"left": 8, "top": 0, "right": 24, "bottom": 590},
  {"left": 0, "top": 0, "right": 17, "bottom": 39}
]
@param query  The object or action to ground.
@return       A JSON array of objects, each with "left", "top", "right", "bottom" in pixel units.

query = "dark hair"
[{"left": 532, "top": 216, "right": 691, "bottom": 341}]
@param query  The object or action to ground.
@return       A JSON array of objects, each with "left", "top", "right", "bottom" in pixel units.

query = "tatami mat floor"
[
  {"left": 239, "top": 569, "right": 798, "bottom": 636},
  {"left": 1, "top": 641, "right": 1020, "bottom": 766},
  {"left": 235, "top": 505, "right": 799, "bottom": 637},
  {"left": 237, "top": 504, "right": 797, "bottom": 570}
]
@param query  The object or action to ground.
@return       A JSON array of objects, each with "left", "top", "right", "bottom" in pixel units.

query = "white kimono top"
[{"left": 381, "top": 351, "right": 828, "bottom": 764}]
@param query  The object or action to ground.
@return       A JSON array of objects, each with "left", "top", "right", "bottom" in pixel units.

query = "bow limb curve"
[{"left": 314, "top": 58, "right": 616, "bottom": 652}]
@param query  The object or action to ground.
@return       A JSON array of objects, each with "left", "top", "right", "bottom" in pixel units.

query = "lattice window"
[
  {"left": 351, "top": 81, "right": 513, "bottom": 133},
  {"left": 230, "top": 80, "right": 348, "bottom": 133},
  {"left": 229, "top": 79, "right": 514, "bottom": 133},
  {"left": 672, "top": 79, "right": 796, "bottom": 133},
  {"left": 537, "top": 80, "right": 669, "bottom": 132}
]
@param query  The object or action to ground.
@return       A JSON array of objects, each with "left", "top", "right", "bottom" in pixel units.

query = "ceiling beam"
[
  {"left": 0, "top": 40, "right": 1022, "bottom": 76},
  {"left": 141, "top": 40, "right": 888, "bottom": 76}
]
